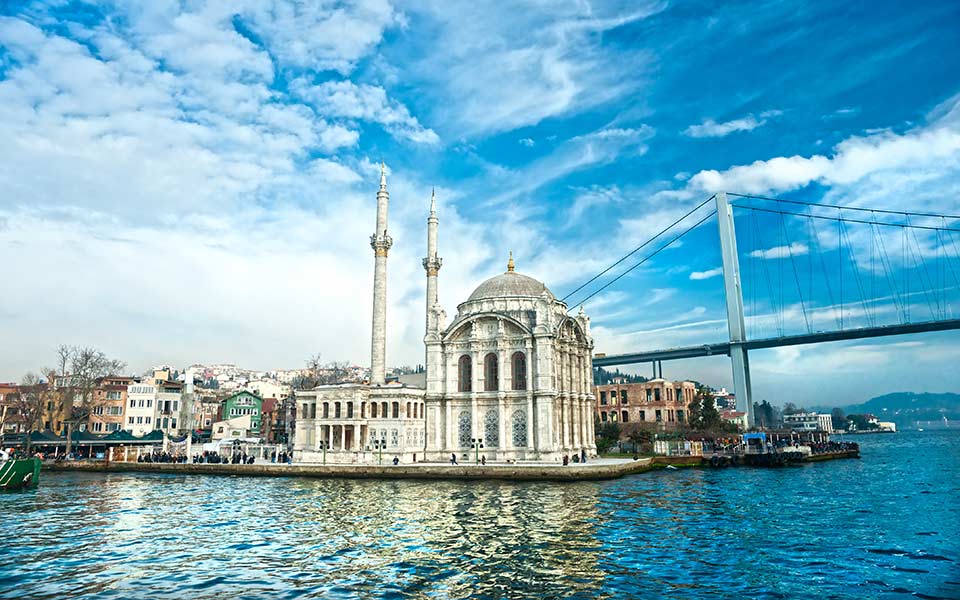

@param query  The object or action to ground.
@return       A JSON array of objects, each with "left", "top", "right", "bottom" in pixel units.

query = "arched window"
[
  {"left": 371, "top": 402, "right": 378, "bottom": 418},
  {"left": 512, "top": 352, "right": 527, "bottom": 391},
  {"left": 511, "top": 409, "right": 527, "bottom": 447},
  {"left": 381, "top": 402, "right": 388, "bottom": 418},
  {"left": 484, "top": 353, "right": 498, "bottom": 391},
  {"left": 392, "top": 402, "right": 399, "bottom": 419},
  {"left": 458, "top": 355, "right": 472, "bottom": 392}
]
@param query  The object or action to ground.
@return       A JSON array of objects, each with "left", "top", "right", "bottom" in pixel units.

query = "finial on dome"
[
  {"left": 507, "top": 251, "right": 515, "bottom": 272},
  {"left": 430, "top": 187, "right": 436, "bottom": 213}
]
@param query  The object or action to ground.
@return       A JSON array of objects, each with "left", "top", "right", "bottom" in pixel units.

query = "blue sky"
[{"left": 1, "top": 1, "right": 959, "bottom": 406}]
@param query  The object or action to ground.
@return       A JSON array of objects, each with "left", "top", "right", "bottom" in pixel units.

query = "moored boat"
[{"left": 0, "top": 458, "right": 41, "bottom": 490}]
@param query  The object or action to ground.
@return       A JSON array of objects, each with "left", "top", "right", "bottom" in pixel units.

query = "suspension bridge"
[{"left": 564, "top": 192, "right": 960, "bottom": 425}]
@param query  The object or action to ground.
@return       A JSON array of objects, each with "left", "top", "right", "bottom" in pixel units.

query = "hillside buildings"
[{"left": 294, "top": 166, "right": 596, "bottom": 463}]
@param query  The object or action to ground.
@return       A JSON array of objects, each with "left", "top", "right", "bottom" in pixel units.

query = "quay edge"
[
  {"left": 43, "top": 458, "right": 659, "bottom": 482},
  {"left": 41, "top": 450, "right": 857, "bottom": 482}
]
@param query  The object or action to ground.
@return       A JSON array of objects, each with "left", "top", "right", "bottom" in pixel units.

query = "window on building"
[
  {"left": 406, "top": 402, "right": 411, "bottom": 418},
  {"left": 621, "top": 391, "right": 628, "bottom": 404},
  {"left": 654, "top": 389, "right": 661, "bottom": 402},
  {"left": 171, "top": 419, "right": 177, "bottom": 429},
  {"left": 335, "top": 402, "right": 341, "bottom": 418},
  {"left": 601, "top": 412, "right": 608, "bottom": 422},
  {"left": 622, "top": 410, "right": 629, "bottom": 422},
  {"left": 347, "top": 403, "right": 354, "bottom": 419},
  {"left": 129, "top": 399, "right": 135, "bottom": 408},
  {"left": 646, "top": 389, "right": 652, "bottom": 402},
  {"left": 392, "top": 402, "right": 399, "bottom": 419},
  {"left": 128, "top": 417, "right": 134, "bottom": 424},
  {"left": 655, "top": 410, "right": 662, "bottom": 422},
  {"left": 639, "top": 410, "right": 646, "bottom": 422},
  {"left": 511, "top": 352, "right": 527, "bottom": 391},
  {"left": 381, "top": 402, "right": 388, "bottom": 418},
  {"left": 371, "top": 403, "right": 378, "bottom": 418},
  {"left": 600, "top": 391, "right": 607, "bottom": 405},
  {"left": 677, "top": 410, "right": 685, "bottom": 423},
  {"left": 458, "top": 355, "right": 472, "bottom": 392}
]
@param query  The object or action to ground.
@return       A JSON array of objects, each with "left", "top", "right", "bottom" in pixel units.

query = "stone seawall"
[{"left": 44, "top": 458, "right": 660, "bottom": 482}]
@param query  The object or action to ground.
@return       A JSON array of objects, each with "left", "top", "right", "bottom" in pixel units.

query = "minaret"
[
  {"left": 423, "top": 188, "right": 442, "bottom": 335},
  {"left": 370, "top": 162, "right": 393, "bottom": 385}
]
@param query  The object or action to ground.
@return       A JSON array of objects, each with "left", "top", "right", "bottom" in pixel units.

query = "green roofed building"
[{"left": 222, "top": 391, "right": 263, "bottom": 432}]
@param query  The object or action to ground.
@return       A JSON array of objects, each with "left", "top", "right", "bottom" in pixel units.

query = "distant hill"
[{"left": 841, "top": 392, "right": 960, "bottom": 428}]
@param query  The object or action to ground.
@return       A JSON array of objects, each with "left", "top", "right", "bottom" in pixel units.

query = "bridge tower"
[{"left": 716, "top": 192, "right": 754, "bottom": 425}]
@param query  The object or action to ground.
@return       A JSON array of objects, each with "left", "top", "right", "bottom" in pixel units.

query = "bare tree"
[
  {"left": 294, "top": 355, "right": 352, "bottom": 389},
  {"left": 13, "top": 372, "right": 52, "bottom": 456},
  {"left": 319, "top": 361, "right": 351, "bottom": 385},
  {"left": 56, "top": 346, "right": 126, "bottom": 454}
]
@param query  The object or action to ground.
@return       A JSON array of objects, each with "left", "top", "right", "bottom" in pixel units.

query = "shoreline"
[{"left": 41, "top": 451, "right": 858, "bottom": 481}]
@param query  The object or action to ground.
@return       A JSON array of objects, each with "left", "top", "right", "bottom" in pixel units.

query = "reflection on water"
[{"left": 1, "top": 431, "right": 958, "bottom": 599}]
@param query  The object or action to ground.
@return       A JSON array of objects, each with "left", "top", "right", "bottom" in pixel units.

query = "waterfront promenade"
[{"left": 43, "top": 449, "right": 858, "bottom": 481}]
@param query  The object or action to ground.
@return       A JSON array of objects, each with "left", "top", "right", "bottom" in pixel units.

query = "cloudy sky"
[{"left": 2, "top": 1, "right": 959, "bottom": 406}]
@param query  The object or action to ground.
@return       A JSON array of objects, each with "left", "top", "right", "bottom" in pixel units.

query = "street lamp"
[
  {"left": 372, "top": 437, "right": 386, "bottom": 465},
  {"left": 471, "top": 437, "right": 484, "bottom": 465}
]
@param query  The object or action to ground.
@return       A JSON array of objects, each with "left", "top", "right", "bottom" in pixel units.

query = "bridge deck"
[{"left": 593, "top": 319, "right": 960, "bottom": 367}]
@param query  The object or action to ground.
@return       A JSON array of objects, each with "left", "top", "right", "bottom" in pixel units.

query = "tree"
[
  {"left": 688, "top": 387, "right": 721, "bottom": 431},
  {"left": 55, "top": 345, "right": 126, "bottom": 454},
  {"left": 12, "top": 372, "right": 52, "bottom": 456},
  {"left": 831, "top": 407, "right": 847, "bottom": 430},
  {"left": 753, "top": 400, "right": 776, "bottom": 428},
  {"left": 626, "top": 427, "right": 653, "bottom": 454},
  {"left": 782, "top": 402, "right": 804, "bottom": 416},
  {"left": 594, "top": 418, "right": 622, "bottom": 453}
]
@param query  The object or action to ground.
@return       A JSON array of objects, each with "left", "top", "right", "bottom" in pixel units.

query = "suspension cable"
[
  {"left": 570, "top": 209, "right": 718, "bottom": 309},
  {"left": 561, "top": 194, "right": 717, "bottom": 303},
  {"left": 728, "top": 204, "right": 960, "bottom": 233},
  {"left": 728, "top": 192, "right": 960, "bottom": 221}
]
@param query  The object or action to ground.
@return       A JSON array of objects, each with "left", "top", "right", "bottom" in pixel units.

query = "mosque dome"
[{"left": 466, "top": 254, "right": 555, "bottom": 302}]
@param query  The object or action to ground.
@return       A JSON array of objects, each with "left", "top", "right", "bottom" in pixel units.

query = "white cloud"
[
  {"left": 292, "top": 79, "right": 439, "bottom": 145},
  {"left": 689, "top": 98, "right": 960, "bottom": 197},
  {"left": 483, "top": 126, "right": 655, "bottom": 207},
  {"left": 683, "top": 110, "right": 782, "bottom": 138},
  {"left": 241, "top": 0, "right": 399, "bottom": 74},
  {"left": 749, "top": 242, "right": 809, "bottom": 259},
  {"left": 519, "top": 137, "right": 535, "bottom": 147},
  {"left": 403, "top": 1, "right": 664, "bottom": 136},
  {"left": 689, "top": 267, "right": 723, "bottom": 280}
]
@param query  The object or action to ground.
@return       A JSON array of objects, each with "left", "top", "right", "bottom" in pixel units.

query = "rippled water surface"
[{"left": 2, "top": 431, "right": 958, "bottom": 599}]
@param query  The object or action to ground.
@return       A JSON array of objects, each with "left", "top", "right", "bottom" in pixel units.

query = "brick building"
[
  {"left": 594, "top": 379, "right": 697, "bottom": 430},
  {"left": 89, "top": 376, "right": 134, "bottom": 434}
]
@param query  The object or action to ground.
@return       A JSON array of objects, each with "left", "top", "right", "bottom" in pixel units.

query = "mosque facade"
[{"left": 293, "top": 166, "right": 596, "bottom": 464}]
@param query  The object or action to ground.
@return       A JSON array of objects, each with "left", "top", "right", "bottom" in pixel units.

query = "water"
[{"left": 1, "top": 431, "right": 957, "bottom": 599}]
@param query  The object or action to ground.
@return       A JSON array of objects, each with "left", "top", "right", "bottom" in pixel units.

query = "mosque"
[{"left": 293, "top": 165, "right": 596, "bottom": 463}]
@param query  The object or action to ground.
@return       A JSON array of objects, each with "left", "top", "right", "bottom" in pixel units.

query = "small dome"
[{"left": 467, "top": 270, "right": 555, "bottom": 302}]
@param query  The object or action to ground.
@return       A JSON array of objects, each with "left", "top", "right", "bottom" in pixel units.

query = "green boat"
[{"left": 0, "top": 458, "right": 41, "bottom": 490}]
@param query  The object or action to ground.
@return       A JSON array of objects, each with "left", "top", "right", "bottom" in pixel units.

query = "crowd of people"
[
  {"left": 809, "top": 440, "right": 859, "bottom": 454},
  {"left": 138, "top": 451, "right": 188, "bottom": 463}
]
